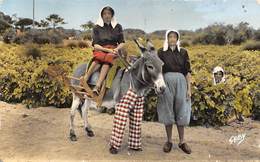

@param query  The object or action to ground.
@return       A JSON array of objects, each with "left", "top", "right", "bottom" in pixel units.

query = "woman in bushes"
[
  {"left": 157, "top": 29, "right": 192, "bottom": 154},
  {"left": 80, "top": 6, "right": 125, "bottom": 95},
  {"left": 212, "top": 66, "right": 226, "bottom": 85}
]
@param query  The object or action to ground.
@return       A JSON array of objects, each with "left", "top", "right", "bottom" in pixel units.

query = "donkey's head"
[{"left": 131, "top": 39, "right": 166, "bottom": 94}]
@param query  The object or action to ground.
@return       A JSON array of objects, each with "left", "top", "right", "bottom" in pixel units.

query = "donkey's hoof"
[
  {"left": 99, "top": 106, "right": 107, "bottom": 113},
  {"left": 107, "top": 108, "right": 115, "bottom": 115},
  {"left": 87, "top": 131, "right": 94, "bottom": 137},
  {"left": 69, "top": 133, "right": 77, "bottom": 141},
  {"left": 85, "top": 127, "right": 95, "bottom": 137}
]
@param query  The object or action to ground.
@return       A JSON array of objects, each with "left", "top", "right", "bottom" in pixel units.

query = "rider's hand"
[
  {"left": 106, "top": 48, "right": 114, "bottom": 54},
  {"left": 102, "top": 47, "right": 112, "bottom": 53},
  {"left": 112, "top": 48, "right": 119, "bottom": 55}
]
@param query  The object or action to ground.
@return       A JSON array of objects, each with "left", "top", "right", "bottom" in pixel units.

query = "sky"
[{"left": 0, "top": 0, "right": 260, "bottom": 32}]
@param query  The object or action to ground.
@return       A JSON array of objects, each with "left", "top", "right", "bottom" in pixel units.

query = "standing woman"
[
  {"left": 81, "top": 6, "right": 125, "bottom": 95},
  {"left": 157, "top": 30, "right": 192, "bottom": 154}
]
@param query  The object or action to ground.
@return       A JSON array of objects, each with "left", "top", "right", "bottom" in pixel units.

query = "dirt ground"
[{"left": 0, "top": 101, "right": 259, "bottom": 161}]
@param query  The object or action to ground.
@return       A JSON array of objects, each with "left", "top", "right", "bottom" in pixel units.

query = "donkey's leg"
[
  {"left": 69, "top": 93, "right": 81, "bottom": 141},
  {"left": 82, "top": 98, "right": 94, "bottom": 137}
]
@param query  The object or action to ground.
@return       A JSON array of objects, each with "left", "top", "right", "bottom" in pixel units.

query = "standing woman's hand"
[
  {"left": 185, "top": 72, "right": 192, "bottom": 101},
  {"left": 186, "top": 87, "right": 191, "bottom": 101}
]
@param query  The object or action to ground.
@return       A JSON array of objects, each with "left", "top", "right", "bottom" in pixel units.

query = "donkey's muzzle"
[
  {"left": 159, "top": 86, "right": 166, "bottom": 94},
  {"left": 154, "top": 85, "right": 166, "bottom": 95},
  {"left": 154, "top": 73, "right": 166, "bottom": 95}
]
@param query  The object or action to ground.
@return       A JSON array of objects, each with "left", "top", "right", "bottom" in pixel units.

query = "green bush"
[
  {"left": 242, "top": 41, "right": 260, "bottom": 51},
  {"left": 252, "top": 91, "right": 260, "bottom": 120},
  {"left": 3, "top": 28, "right": 16, "bottom": 43},
  {"left": 0, "top": 43, "right": 91, "bottom": 108},
  {"left": 65, "top": 40, "right": 77, "bottom": 49},
  {"left": 180, "top": 39, "right": 191, "bottom": 47},
  {"left": 0, "top": 44, "right": 259, "bottom": 126},
  {"left": 4, "top": 30, "right": 64, "bottom": 45},
  {"left": 22, "top": 45, "right": 43, "bottom": 59},
  {"left": 143, "top": 45, "right": 260, "bottom": 125},
  {"left": 143, "top": 90, "right": 158, "bottom": 121},
  {"left": 78, "top": 40, "right": 90, "bottom": 48}
]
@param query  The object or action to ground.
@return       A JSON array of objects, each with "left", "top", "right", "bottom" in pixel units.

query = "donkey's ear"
[
  {"left": 134, "top": 39, "right": 147, "bottom": 53},
  {"left": 146, "top": 39, "right": 155, "bottom": 51}
]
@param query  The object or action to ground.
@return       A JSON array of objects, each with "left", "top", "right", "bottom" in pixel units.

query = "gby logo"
[{"left": 229, "top": 133, "right": 246, "bottom": 146}]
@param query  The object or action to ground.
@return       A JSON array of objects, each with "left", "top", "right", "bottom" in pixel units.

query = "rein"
[{"left": 113, "top": 50, "right": 132, "bottom": 69}]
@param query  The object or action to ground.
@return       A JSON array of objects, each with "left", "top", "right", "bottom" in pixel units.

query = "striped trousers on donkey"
[{"left": 110, "top": 88, "right": 144, "bottom": 153}]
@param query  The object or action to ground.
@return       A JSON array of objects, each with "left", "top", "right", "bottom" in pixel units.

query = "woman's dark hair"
[
  {"left": 101, "top": 6, "right": 115, "bottom": 17},
  {"left": 168, "top": 31, "right": 179, "bottom": 40}
]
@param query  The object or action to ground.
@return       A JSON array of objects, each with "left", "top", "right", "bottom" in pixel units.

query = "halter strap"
[{"left": 130, "top": 70, "right": 153, "bottom": 88}]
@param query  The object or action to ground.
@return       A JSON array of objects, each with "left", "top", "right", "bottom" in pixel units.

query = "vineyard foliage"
[{"left": 0, "top": 42, "right": 259, "bottom": 125}]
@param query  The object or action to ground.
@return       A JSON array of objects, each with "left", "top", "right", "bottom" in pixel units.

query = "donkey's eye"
[{"left": 147, "top": 65, "right": 154, "bottom": 70}]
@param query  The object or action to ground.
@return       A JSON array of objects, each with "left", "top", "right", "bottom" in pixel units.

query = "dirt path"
[{"left": 0, "top": 101, "right": 259, "bottom": 161}]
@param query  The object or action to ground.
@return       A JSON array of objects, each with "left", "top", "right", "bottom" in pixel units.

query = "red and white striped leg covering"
[{"left": 110, "top": 88, "right": 144, "bottom": 150}]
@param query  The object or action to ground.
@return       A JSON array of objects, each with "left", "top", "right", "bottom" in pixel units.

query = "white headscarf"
[
  {"left": 163, "top": 29, "right": 181, "bottom": 52},
  {"left": 95, "top": 6, "right": 118, "bottom": 29},
  {"left": 212, "top": 66, "right": 226, "bottom": 85}
]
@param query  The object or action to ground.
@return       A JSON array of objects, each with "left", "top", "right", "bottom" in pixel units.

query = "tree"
[
  {"left": 15, "top": 18, "right": 39, "bottom": 31},
  {"left": 0, "top": 12, "right": 13, "bottom": 34},
  {"left": 124, "top": 28, "right": 146, "bottom": 40},
  {"left": 0, "top": 12, "right": 13, "bottom": 24},
  {"left": 231, "top": 22, "right": 253, "bottom": 44},
  {"left": 225, "top": 24, "right": 235, "bottom": 44},
  {"left": 39, "top": 20, "right": 49, "bottom": 29},
  {"left": 253, "top": 29, "right": 260, "bottom": 41},
  {"left": 46, "top": 14, "right": 66, "bottom": 29},
  {"left": 80, "top": 21, "right": 94, "bottom": 31},
  {"left": 0, "top": 19, "right": 12, "bottom": 34}
]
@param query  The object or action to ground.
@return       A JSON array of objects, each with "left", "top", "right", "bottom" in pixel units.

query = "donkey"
[{"left": 69, "top": 40, "right": 166, "bottom": 141}]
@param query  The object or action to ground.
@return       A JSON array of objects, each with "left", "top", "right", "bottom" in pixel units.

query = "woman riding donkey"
[
  {"left": 68, "top": 40, "right": 166, "bottom": 145},
  {"left": 80, "top": 6, "right": 125, "bottom": 95}
]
